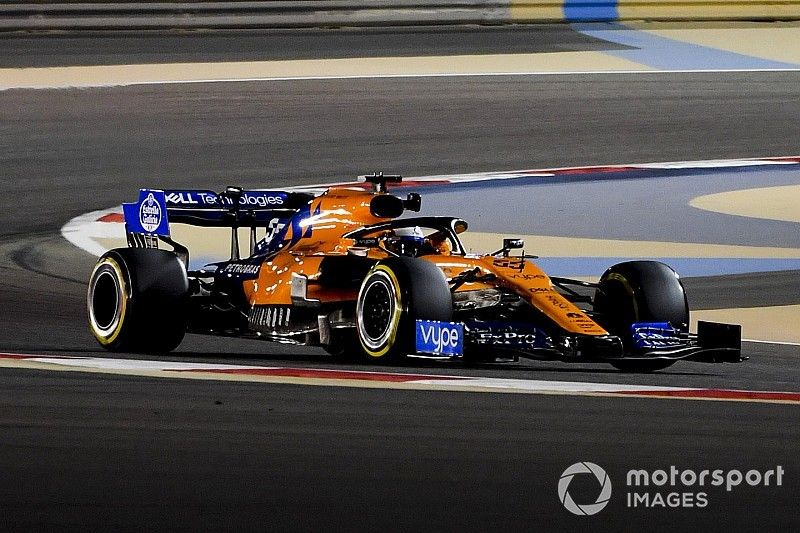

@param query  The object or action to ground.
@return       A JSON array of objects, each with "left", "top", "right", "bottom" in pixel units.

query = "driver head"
[{"left": 387, "top": 226, "right": 426, "bottom": 257}]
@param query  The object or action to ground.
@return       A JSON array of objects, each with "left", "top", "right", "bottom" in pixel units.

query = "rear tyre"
[
  {"left": 594, "top": 261, "right": 688, "bottom": 372},
  {"left": 87, "top": 248, "right": 189, "bottom": 353},
  {"left": 356, "top": 257, "right": 452, "bottom": 363}
]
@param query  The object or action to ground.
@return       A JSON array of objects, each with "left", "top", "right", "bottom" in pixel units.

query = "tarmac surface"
[{"left": 0, "top": 25, "right": 798, "bottom": 530}]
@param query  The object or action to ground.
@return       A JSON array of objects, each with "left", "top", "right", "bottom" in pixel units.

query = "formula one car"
[{"left": 87, "top": 173, "right": 742, "bottom": 372}]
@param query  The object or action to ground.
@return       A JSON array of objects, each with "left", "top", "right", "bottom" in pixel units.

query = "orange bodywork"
[
  {"left": 246, "top": 186, "right": 607, "bottom": 337},
  {"left": 425, "top": 256, "right": 607, "bottom": 336},
  {"left": 246, "top": 187, "right": 389, "bottom": 306}
]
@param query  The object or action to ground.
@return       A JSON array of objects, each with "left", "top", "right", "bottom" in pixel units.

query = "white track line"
[
  {"left": 61, "top": 208, "right": 123, "bottom": 257},
  {"left": 744, "top": 338, "right": 800, "bottom": 347},
  {"left": 1, "top": 352, "right": 797, "bottom": 404},
  {"left": 6, "top": 68, "right": 800, "bottom": 91},
  {"left": 91, "top": 67, "right": 800, "bottom": 85}
]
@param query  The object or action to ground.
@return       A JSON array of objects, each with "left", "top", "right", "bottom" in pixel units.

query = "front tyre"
[
  {"left": 356, "top": 257, "right": 452, "bottom": 363},
  {"left": 88, "top": 248, "right": 188, "bottom": 353},
  {"left": 594, "top": 261, "right": 688, "bottom": 372}
]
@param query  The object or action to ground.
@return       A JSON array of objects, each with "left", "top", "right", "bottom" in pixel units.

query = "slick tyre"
[
  {"left": 594, "top": 261, "right": 689, "bottom": 372},
  {"left": 88, "top": 248, "right": 189, "bottom": 353},
  {"left": 356, "top": 257, "right": 452, "bottom": 363}
]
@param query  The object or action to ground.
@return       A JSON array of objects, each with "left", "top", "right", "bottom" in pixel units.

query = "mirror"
[{"left": 503, "top": 238, "right": 524, "bottom": 249}]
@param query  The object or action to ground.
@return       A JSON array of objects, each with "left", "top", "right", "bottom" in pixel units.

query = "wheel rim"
[
  {"left": 91, "top": 270, "right": 120, "bottom": 331},
  {"left": 88, "top": 260, "right": 127, "bottom": 343},
  {"left": 357, "top": 269, "right": 401, "bottom": 354}
]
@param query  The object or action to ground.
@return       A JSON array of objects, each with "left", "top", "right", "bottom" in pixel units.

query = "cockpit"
[{"left": 343, "top": 217, "right": 468, "bottom": 258}]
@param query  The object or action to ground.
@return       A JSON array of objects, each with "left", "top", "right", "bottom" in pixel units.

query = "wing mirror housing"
[
  {"left": 492, "top": 238, "right": 525, "bottom": 257},
  {"left": 403, "top": 193, "right": 421, "bottom": 212}
]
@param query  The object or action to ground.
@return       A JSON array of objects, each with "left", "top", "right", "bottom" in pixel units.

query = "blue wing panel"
[{"left": 122, "top": 189, "right": 170, "bottom": 237}]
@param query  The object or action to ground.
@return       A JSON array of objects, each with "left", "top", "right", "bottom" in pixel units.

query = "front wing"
[{"left": 413, "top": 319, "right": 743, "bottom": 363}]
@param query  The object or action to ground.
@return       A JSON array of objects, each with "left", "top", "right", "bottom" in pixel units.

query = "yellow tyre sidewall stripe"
[
  {"left": 359, "top": 264, "right": 404, "bottom": 359},
  {"left": 88, "top": 256, "right": 129, "bottom": 346}
]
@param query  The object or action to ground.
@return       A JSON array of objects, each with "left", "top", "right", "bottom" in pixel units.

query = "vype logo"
[{"left": 415, "top": 320, "right": 463, "bottom": 356}]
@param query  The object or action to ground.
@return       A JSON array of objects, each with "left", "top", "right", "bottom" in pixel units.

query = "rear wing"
[{"left": 122, "top": 187, "right": 313, "bottom": 260}]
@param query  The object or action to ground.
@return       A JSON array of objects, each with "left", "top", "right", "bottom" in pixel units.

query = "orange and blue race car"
[{"left": 87, "top": 173, "right": 742, "bottom": 372}]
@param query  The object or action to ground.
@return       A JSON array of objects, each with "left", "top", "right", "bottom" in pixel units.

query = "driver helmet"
[{"left": 387, "top": 226, "right": 426, "bottom": 257}]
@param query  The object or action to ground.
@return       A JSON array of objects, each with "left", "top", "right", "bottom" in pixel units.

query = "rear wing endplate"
[{"left": 123, "top": 189, "right": 171, "bottom": 238}]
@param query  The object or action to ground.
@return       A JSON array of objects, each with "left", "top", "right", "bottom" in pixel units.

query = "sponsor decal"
[
  {"left": 511, "top": 273, "right": 547, "bottom": 281},
  {"left": 165, "top": 191, "right": 219, "bottom": 206},
  {"left": 266, "top": 217, "right": 287, "bottom": 240},
  {"left": 165, "top": 190, "right": 286, "bottom": 208},
  {"left": 166, "top": 192, "right": 198, "bottom": 205},
  {"left": 566, "top": 311, "right": 597, "bottom": 330},
  {"left": 466, "top": 321, "right": 543, "bottom": 349},
  {"left": 254, "top": 217, "right": 291, "bottom": 255},
  {"left": 545, "top": 294, "right": 570, "bottom": 310},
  {"left": 476, "top": 330, "right": 539, "bottom": 346},
  {"left": 123, "top": 189, "right": 170, "bottom": 237},
  {"left": 139, "top": 193, "right": 162, "bottom": 233},
  {"left": 221, "top": 263, "right": 261, "bottom": 276},
  {"left": 415, "top": 320, "right": 463, "bottom": 356},
  {"left": 237, "top": 192, "right": 285, "bottom": 207}
]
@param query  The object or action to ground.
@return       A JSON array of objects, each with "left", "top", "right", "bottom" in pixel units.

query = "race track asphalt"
[
  {"left": 0, "top": 25, "right": 631, "bottom": 67},
  {"left": 0, "top": 28, "right": 797, "bottom": 530}
]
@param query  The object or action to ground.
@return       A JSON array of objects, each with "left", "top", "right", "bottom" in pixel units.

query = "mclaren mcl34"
[{"left": 87, "top": 173, "right": 742, "bottom": 372}]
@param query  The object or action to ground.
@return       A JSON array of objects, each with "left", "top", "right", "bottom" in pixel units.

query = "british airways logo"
[{"left": 415, "top": 320, "right": 463, "bottom": 356}]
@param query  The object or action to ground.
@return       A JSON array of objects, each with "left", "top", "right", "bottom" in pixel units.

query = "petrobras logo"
[
  {"left": 139, "top": 192, "right": 162, "bottom": 233},
  {"left": 220, "top": 263, "right": 260, "bottom": 276},
  {"left": 415, "top": 320, "right": 463, "bottom": 356}
]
